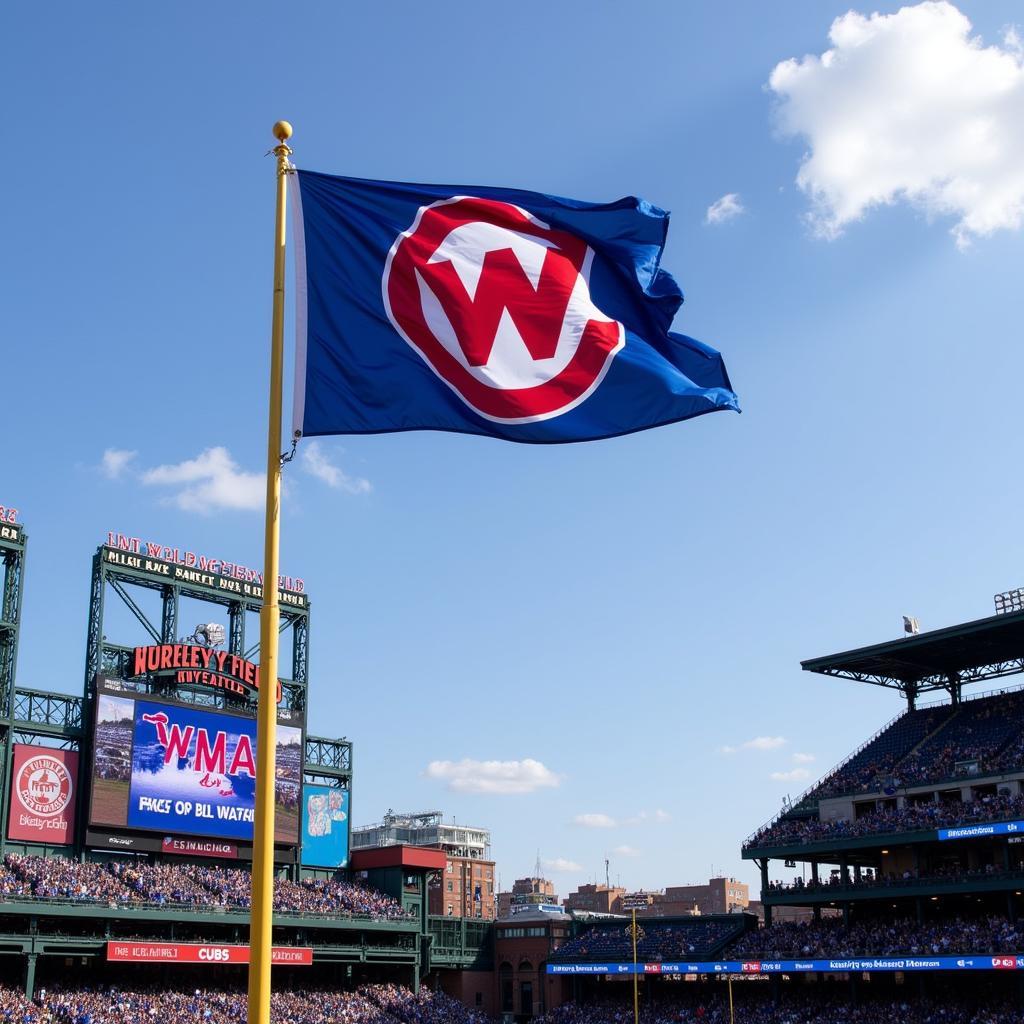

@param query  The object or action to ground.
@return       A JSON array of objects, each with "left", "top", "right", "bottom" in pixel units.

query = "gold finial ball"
[{"left": 273, "top": 121, "right": 293, "bottom": 143}]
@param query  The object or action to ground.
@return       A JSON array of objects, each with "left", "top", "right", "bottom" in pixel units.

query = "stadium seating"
[
  {"left": 11, "top": 983, "right": 488, "bottom": 1024},
  {"left": 726, "top": 914, "right": 1024, "bottom": 957},
  {"left": 792, "top": 689, "right": 1024, "bottom": 807},
  {"left": 0, "top": 855, "right": 412, "bottom": 919},
  {"left": 745, "top": 791, "right": 1024, "bottom": 848},
  {"left": 548, "top": 918, "right": 744, "bottom": 963}
]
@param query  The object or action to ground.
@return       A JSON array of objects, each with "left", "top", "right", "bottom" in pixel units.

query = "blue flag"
[{"left": 291, "top": 171, "right": 739, "bottom": 443}]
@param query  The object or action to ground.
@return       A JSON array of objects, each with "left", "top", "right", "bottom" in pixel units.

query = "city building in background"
[
  {"left": 352, "top": 810, "right": 496, "bottom": 919},
  {"left": 562, "top": 882, "right": 626, "bottom": 915},
  {"left": 497, "top": 875, "right": 560, "bottom": 918},
  {"left": 640, "top": 877, "right": 749, "bottom": 917}
]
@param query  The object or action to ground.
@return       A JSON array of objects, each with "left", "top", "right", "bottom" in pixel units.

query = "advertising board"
[
  {"left": 106, "top": 941, "right": 312, "bottom": 965},
  {"left": 7, "top": 745, "right": 78, "bottom": 844},
  {"left": 300, "top": 784, "right": 349, "bottom": 868},
  {"left": 90, "top": 685, "right": 301, "bottom": 845}
]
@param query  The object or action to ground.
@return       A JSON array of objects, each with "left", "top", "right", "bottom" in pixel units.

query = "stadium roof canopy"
[{"left": 801, "top": 607, "right": 1024, "bottom": 702}]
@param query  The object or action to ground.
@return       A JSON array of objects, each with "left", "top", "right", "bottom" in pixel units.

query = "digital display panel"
[
  {"left": 90, "top": 687, "right": 301, "bottom": 845},
  {"left": 301, "top": 784, "right": 349, "bottom": 868}
]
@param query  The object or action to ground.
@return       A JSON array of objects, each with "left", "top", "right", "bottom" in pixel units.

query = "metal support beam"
[{"left": 108, "top": 578, "right": 161, "bottom": 644}]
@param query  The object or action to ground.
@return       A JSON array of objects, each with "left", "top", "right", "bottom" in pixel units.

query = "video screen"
[{"left": 91, "top": 689, "right": 301, "bottom": 845}]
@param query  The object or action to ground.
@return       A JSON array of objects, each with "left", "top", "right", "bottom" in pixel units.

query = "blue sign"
[
  {"left": 938, "top": 820, "right": 1024, "bottom": 841},
  {"left": 546, "top": 955, "right": 1024, "bottom": 975},
  {"left": 125, "top": 699, "right": 302, "bottom": 843},
  {"left": 301, "top": 784, "right": 349, "bottom": 868}
]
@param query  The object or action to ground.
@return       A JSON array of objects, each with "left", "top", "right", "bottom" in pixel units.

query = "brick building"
[
  {"left": 352, "top": 809, "right": 496, "bottom": 919},
  {"left": 562, "top": 882, "right": 625, "bottom": 914},
  {"left": 498, "top": 876, "right": 558, "bottom": 919},
  {"left": 644, "top": 876, "right": 748, "bottom": 916}
]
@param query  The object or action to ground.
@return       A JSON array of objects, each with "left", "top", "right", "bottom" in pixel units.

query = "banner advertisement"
[
  {"left": 7, "top": 745, "right": 78, "bottom": 844},
  {"left": 161, "top": 836, "right": 237, "bottom": 859},
  {"left": 90, "top": 690, "right": 301, "bottom": 845},
  {"left": 301, "top": 784, "right": 349, "bottom": 868},
  {"left": 938, "top": 821, "right": 1024, "bottom": 841},
  {"left": 547, "top": 955, "right": 1024, "bottom": 976},
  {"left": 106, "top": 942, "right": 312, "bottom": 965}
]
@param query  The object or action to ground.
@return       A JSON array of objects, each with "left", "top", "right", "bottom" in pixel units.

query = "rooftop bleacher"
[{"left": 549, "top": 917, "right": 746, "bottom": 963}]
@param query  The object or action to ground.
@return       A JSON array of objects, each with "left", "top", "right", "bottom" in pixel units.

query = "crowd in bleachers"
[
  {"left": 728, "top": 915, "right": 1024, "bottom": 958},
  {"left": 0, "top": 855, "right": 412, "bottom": 920},
  {"left": 746, "top": 792, "right": 1024, "bottom": 849},
  {"left": 793, "top": 691, "right": 1024, "bottom": 807},
  {"left": 550, "top": 919, "right": 741, "bottom": 963},
  {"left": 0, "top": 983, "right": 488, "bottom": 1024},
  {"left": 535, "top": 993, "right": 1024, "bottom": 1024},
  {"left": 766, "top": 861, "right": 1013, "bottom": 893}
]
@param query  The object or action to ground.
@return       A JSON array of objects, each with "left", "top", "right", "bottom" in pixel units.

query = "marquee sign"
[
  {"left": 107, "top": 941, "right": 312, "bottom": 965},
  {"left": 7, "top": 745, "right": 78, "bottom": 844},
  {"left": 547, "top": 955, "right": 1024, "bottom": 975},
  {"left": 104, "top": 533, "right": 307, "bottom": 609},
  {"left": 0, "top": 505, "right": 21, "bottom": 544},
  {"left": 131, "top": 644, "right": 279, "bottom": 702}
]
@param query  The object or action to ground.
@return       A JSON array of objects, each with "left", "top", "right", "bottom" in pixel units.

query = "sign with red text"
[
  {"left": 102, "top": 537, "right": 307, "bottom": 609},
  {"left": 131, "top": 644, "right": 281, "bottom": 702},
  {"left": 7, "top": 745, "right": 78, "bottom": 844},
  {"left": 106, "top": 942, "right": 312, "bottom": 965}
]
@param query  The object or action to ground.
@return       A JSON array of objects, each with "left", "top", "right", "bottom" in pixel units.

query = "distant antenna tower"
[
  {"left": 605, "top": 858, "right": 610, "bottom": 889},
  {"left": 535, "top": 849, "right": 542, "bottom": 879}
]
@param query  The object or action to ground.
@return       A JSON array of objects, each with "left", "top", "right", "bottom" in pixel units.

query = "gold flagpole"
[{"left": 247, "top": 118, "right": 292, "bottom": 1024}]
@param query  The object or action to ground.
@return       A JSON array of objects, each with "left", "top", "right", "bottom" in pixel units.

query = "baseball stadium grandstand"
[
  {"left": 6, "top": 509, "right": 1024, "bottom": 1022},
  {"left": 0, "top": 513, "right": 492, "bottom": 1019}
]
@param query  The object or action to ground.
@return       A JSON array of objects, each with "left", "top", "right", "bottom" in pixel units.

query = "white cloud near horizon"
[
  {"left": 543, "top": 857, "right": 583, "bottom": 872},
  {"left": 705, "top": 193, "right": 745, "bottom": 224},
  {"left": 770, "top": 767, "right": 812, "bottom": 782},
  {"left": 424, "top": 758, "right": 560, "bottom": 795},
  {"left": 140, "top": 447, "right": 264, "bottom": 513},
  {"left": 769, "top": 1, "right": 1024, "bottom": 247},
  {"left": 300, "top": 440, "right": 371, "bottom": 495},
  {"left": 101, "top": 448, "right": 137, "bottom": 480},
  {"left": 793, "top": 752, "right": 816, "bottom": 763},
  {"left": 721, "top": 736, "right": 787, "bottom": 754},
  {"left": 613, "top": 845, "right": 641, "bottom": 857},
  {"left": 573, "top": 813, "right": 617, "bottom": 829},
  {"left": 573, "top": 809, "right": 669, "bottom": 828}
]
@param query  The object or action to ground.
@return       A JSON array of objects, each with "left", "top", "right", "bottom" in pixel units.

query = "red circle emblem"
[
  {"left": 383, "top": 196, "right": 624, "bottom": 423},
  {"left": 17, "top": 755, "right": 73, "bottom": 816}
]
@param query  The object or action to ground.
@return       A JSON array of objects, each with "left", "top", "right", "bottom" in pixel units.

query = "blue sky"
[{"left": 7, "top": 0, "right": 1024, "bottom": 895}]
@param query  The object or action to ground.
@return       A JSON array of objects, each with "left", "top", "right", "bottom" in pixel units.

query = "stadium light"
[{"left": 994, "top": 589, "right": 1024, "bottom": 614}]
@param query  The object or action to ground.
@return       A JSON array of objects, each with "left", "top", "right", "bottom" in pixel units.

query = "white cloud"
[
  {"left": 543, "top": 857, "right": 582, "bottom": 873},
  {"left": 718, "top": 745, "right": 737, "bottom": 755},
  {"left": 705, "top": 193, "right": 745, "bottom": 224},
  {"left": 101, "top": 448, "right": 137, "bottom": 480},
  {"left": 653, "top": 808, "right": 671, "bottom": 823},
  {"left": 141, "top": 447, "right": 264, "bottom": 513},
  {"left": 613, "top": 845, "right": 641, "bottom": 857},
  {"left": 573, "top": 813, "right": 617, "bottom": 829},
  {"left": 743, "top": 736, "right": 787, "bottom": 751},
  {"left": 770, "top": 768, "right": 812, "bottom": 782},
  {"left": 793, "top": 752, "right": 816, "bottom": 763},
  {"left": 300, "top": 440, "right": 371, "bottom": 495},
  {"left": 424, "top": 758, "right": 560, "bottom": 795},
  {"left": 769, "top": 2, "right": 1024, "bottom": 247}
]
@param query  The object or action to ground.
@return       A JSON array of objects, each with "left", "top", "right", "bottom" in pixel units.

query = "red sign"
[
  {"left": 131, "top": 644, "right": 282, "bottom": 702},
  {"left": 106, "top": 533, "right": 303, "bottom": 593},
  {"left": 741, "top": 962, "right": 762, "bottom": 973},
  {"left": 0, "top": 506, "right": 18, "bottom": 524},
  {"left": 643, "top": 964, "right": 662, "bottom": 974},
  {"left": 384, "top": 196, "right": 624, "bottom": 423},
  {"left": 7, "top": 745, "right": 78, "bottom": 844},
  {"left": 161, "top": 836, "right": 237, "bottom": 859},
  {"left": 106, "top": 942, "right": 312, "bottom": 965}
]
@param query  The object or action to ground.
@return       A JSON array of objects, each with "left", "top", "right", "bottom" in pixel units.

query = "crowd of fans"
[
  {"left": 746, "top": 792, "right": 1024, "bottom": 849},
  {"left": 550, "top": 920, "right": 742, "bottom": 963},
  {"left": 728, "top": 915, "right": 1024, "bottom": 958},
  {"left": 766, "top": 861, "right": 1014, "bottom": 894},
  {"left": 0, "top": 983, "right": 489, "bottom": 1024},
  {"left": 789, "top": 690, "right": 1024, "bottom": 808},
  {"left": 534, "top": 993, "right": 1024, "bottom": 1024},
  {"left": 0, "top": 856, "right": 412, "bottom": 920}
]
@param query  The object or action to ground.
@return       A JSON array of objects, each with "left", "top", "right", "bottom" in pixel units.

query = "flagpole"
[{"left": 247, "top": 118, "right": 292, "bottom": 1024}]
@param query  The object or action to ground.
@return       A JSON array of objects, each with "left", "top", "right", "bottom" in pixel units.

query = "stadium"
[{"left": 4, "top": 514, "right": 1024, "bottom": 1023}]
